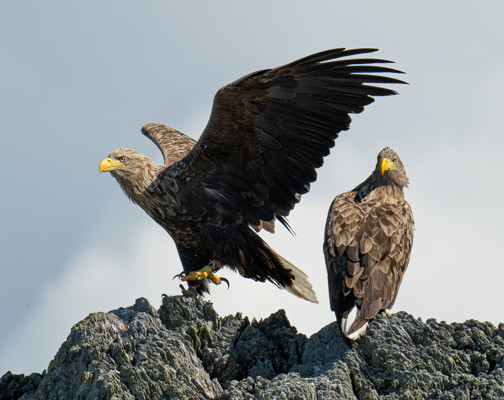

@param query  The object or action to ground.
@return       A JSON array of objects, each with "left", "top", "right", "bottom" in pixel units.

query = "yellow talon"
[
  {"left": 207, "top": 272, "right": 221, "bottom": 285},
  {"left": 179, "top": 264, "right": 229, "bottom": 288},
  {"left": 181, "top": 287, "right": 193, "bottom": 295},
  {"left": 181, "top": 265, "right": 214, "bottom": 282},
  {"left": 179, "top": 284, "right": 198, "bottom": 299}
]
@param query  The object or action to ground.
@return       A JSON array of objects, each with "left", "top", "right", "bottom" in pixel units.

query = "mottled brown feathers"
[
  {"left": 141, "top": 123, "right": 195, "bottom": 167},
  {"left": 102, "top": 49, "right": 405, "bottom": 300},
  {"left": 324, "top": 147, "right": 414, "bottom": 339}
]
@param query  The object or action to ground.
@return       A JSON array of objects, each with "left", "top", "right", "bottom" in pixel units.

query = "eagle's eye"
[
  {"left": 119, "top": 156, "right": 127, "bottom": 163},
  {"left": 392, "top": 158, "right": 397, "bottom": 163}
]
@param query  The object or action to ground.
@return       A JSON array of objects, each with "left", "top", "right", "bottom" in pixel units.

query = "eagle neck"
[
  {"left": 353, "top": 173, "right": 404, "bottom": 203},
  {"left": 114, "top": 164, "right": 162, "bottom": 205}
]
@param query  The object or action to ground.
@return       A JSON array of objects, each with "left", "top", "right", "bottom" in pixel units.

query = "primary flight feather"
[{"left": 99, "top": 48, "right": 405, "bottom": 300}]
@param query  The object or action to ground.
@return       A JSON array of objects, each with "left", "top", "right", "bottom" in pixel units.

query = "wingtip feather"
[
  {"left": 273, "top": 251, "right": 318, "bottom": 303},
  {"left": 341, "top": 306, "right": 368, "bottom": 340}
]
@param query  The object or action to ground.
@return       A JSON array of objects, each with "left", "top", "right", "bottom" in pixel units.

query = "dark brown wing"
[
  {"left": 324, "top": 191, "right": 414, "bottom": 329},
  {"left": 153, "top": 48, "right": 405, "bottom": 229},
  {"left": 324, "top": 191, "right": 367, "bottom": 322}
]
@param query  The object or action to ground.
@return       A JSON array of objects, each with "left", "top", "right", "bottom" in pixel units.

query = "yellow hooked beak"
[
  {"left": 99, "top": 158, "right": 125, "bottom": 174},
  {"left": 381, "top": 158, "right": 396, "bottom": 175}
]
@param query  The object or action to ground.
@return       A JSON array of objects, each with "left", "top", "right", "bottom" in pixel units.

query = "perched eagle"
[
  {"left": 99, "top": 48, "right": 405, "bottom": 301},
  {"left": 324, "top": 147, "right": 414, "bottom": 339}
]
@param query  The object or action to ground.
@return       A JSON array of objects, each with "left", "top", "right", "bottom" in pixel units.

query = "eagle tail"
[
  {"left": 270, "top": 248, "right": 319, "bottom": 304},
  {"left": 341, "top": 306, "right": 368, "bottom": 340}
]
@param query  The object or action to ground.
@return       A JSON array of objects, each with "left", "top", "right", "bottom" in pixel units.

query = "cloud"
[{"left": 0, "top": 225, "right": 178, "bottom": 374}]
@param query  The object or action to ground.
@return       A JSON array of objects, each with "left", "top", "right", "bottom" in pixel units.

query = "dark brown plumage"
[
  {"left": 99, "top": 48, "right": 405, "bottom": 301},
  {"left": 324, "top": 147, "right": 414, "bottom": 339}
]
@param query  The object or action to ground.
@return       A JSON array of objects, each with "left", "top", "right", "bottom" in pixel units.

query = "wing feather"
[{"left": 147, "top": 48, "right": 404, "bottom": 230}]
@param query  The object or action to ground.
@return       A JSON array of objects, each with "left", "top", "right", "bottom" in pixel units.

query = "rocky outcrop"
[{"left": 2, "top": 296, "right": 504, "bottom": 399}]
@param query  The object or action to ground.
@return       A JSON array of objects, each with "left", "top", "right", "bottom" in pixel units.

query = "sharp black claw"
[
  {"left": 173, "top": 272, "right": 185, "bottom": 280},
  {"left": 220, "top": 277, "right": 230, "bottom": 289}
]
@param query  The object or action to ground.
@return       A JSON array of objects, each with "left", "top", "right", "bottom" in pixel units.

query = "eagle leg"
[
  {"left": 180, "top": 261, "right": 230, "bottom": 288},
  {"left": 179, "top": 284, "right": 199, "bottom": 299}
]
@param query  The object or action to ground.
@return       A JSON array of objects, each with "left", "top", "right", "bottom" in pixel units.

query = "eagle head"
[
  {"left": 376, "top": 147, "right": 409, "bottom": 187},
  {"left": 99, "top": 147, "right": 158, "bottom": 199}
]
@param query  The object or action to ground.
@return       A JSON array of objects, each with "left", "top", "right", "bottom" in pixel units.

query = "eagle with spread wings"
[
  {"left": 99, "top": 48, "right": 405, "bottom": 301},
  {"left": 324, "top": 147, "right": 414, "bottom": 339}
]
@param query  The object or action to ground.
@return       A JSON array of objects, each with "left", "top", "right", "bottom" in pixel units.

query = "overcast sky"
[{"left": 2, "top": 1, "right": 504, "bottom": 375}]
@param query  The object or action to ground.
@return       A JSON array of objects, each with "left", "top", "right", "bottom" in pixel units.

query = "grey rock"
[
  {"left": 2, "top": 296, "right": 504, "bottom": 399},
  {"left": 30, "top": 297, "right": 225, "bottom": 400},
  {"left": 0, "top": 371, "right": 43, "bottom": 400},
  {"left": 212, "top": 310, "right": 306, "bottom": 384}
]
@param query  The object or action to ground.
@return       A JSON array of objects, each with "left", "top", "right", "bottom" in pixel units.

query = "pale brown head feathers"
[
  {"left": 375, "top": 147, "right": 409, "bottom": 188},
  {"left": 100, "top": 147, "right": 160, "bottom": 201}
]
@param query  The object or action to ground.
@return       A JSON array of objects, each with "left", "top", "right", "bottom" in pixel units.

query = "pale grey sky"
[{"left": 2, "top": 1, "right": 504, "bottom": 375}]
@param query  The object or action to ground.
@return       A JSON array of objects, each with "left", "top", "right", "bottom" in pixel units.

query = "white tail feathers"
[
  {"left": 274, "top": 251, "right": 319, "bottom": 303},
  {"left": 341, "top": 306, "right": 368, "bottom": 340}
]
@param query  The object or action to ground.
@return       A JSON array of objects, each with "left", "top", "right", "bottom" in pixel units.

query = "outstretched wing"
[
  {"left": 324, "top": 191, "right": 414, "bottom": 331},
  {"left": 147, "top": 48, "right": 406, "bottom": 229}
]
